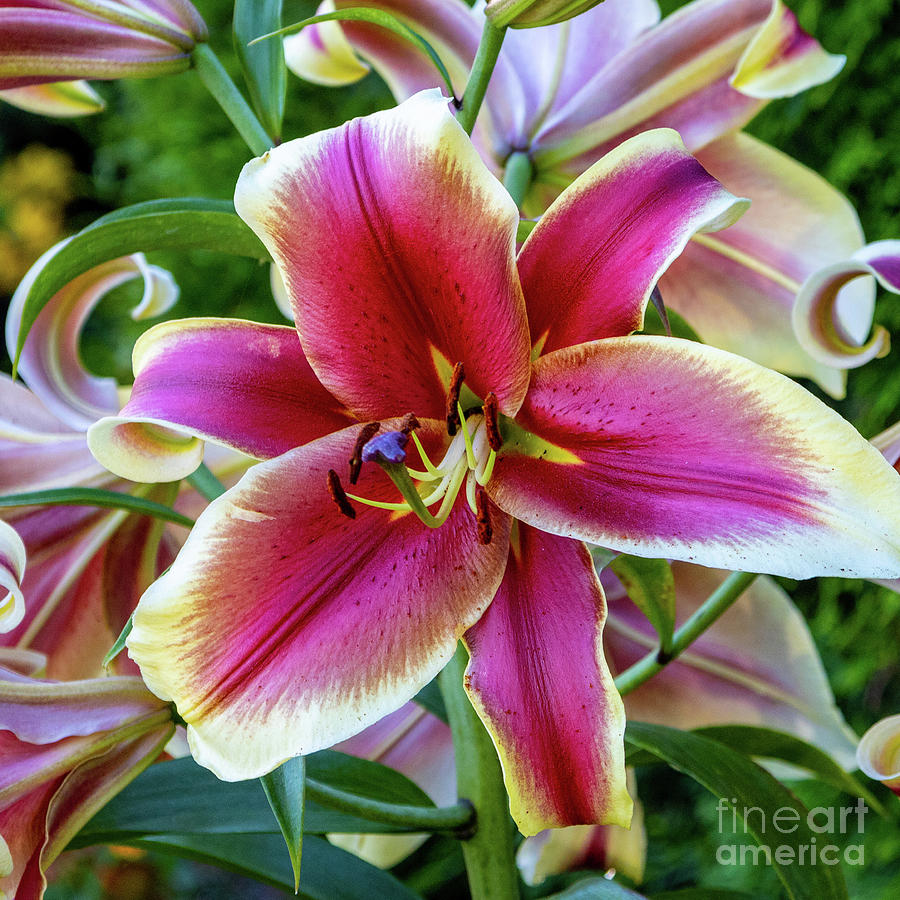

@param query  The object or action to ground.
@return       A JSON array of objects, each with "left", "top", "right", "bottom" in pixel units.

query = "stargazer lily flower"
[
  {"left": 0, "top": 1, "right": 207, "bottom": 89},
  {"left": 88, "top": 91, "right": 900, "bottom": 834},
  {"left": 0, "top": 241, "right": 247, "bottom": 679},
  {"left": 856, "top": 715, "right": 900, "bottom": 796},
  {"left": 283, "top": 0, "right": 883, "bottom": 398},
  {"left": 0, "top": 656, "right": 174, "bottom": 900},
  {"left": 0, "top": 81, "right": 105, "bottom": 117},
  {"left": 0, "top": 521, "right": 26, "bottom": 634}
]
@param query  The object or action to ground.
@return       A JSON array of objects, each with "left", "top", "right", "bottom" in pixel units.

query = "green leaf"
[
  {"left": 254, "top": 9, "right": 455, "bottom": 98},
  {"left": 132, "top": 833, "right": 423, "bottom": 899},
  {"left": 517, "top": 218, "right": 538, "bottom": 242},
  {"left": 414, "top": 678, "right": 448, "bottom": 723},
  {"left": 640, "top": 303, "right": 702, "bottom": 342},
  {"left": 693, "top": 725, "right": 888, "bottom": 818},
  {"left": 0, "top": 488, "right": 194, "bottom": 528},
  {"left": 609, "top": 555, "right": 676, "bottom": 656},
  {"left": 11, "top": 199, "right": 267, "bottom": 372},
  {"left": 544, "top": 877, "right": 648, "bottom": 898},
  {"left": 261, "top": 756, "right": 306, "bottom": 892},
  {"left": 234, "top": 0, "right": 286, "bottom": 141},
  {"left": 625, "top": 722, "right": 848, "bottom": 900},
  {"left": 651, "top": 891, "right": 763, "bottom": 900},
  {"left": 102, "top": 615, "right": 133, "bottom": 669}
]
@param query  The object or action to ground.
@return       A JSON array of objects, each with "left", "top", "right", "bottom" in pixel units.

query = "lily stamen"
[
  {"left": 326, "top": 469, "right": 356, "bottom": 519},
  {"left": 348, "top": 421, "right": 380, "bottom": 485},
  {"left": 446, "top": 362, "right": 465, "bottom": 435}
]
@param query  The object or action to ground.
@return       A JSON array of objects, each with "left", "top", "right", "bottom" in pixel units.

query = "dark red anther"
[
  {"left": 400, "top": 413, "right": 420, "bottom": 434},
  {"left": 348, "top": 421, "right": 380, "bottom": 485},
  {"left": 475, "top": 484, "right": 492, "bottom": 545},
  {"left": 446, "top": 362, "right": 465, "bottom": 436},
  {"left": 482, "top": 391, "right": 502, "bottom": 451},
  {"left": 327, "top": 469, "right": 356, "bottom": 519}
]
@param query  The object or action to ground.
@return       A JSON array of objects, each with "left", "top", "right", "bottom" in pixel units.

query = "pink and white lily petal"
[
  {"left": 235, "top": 90, "right": 531, "bottom": 420},
  {"left": 332, "top": 703, "right": 455, "bottom": 868},
  {"left": 7, "top": 242, "right": 179, "bottom": 431},
  {"left": 729, "top": 0, "right": 845, "bottom": 98},
  {"left": 659, "top": 132, "right": 870, "bottom": 398},
  {"left": 856, "top": 715, "right": 900, "bottom": 796},
  {"left": 0, "top": 10, "right": 194, "bottom": 87},
  {"left": 0, "top": 80, "right": 104, "bottom": 116},
  {"left": 604, "top": 563, "right": 859, "bottom": 769},
  {"left": 463, "top": 525, "right": 631, "bottom": 834},
  {"left": 532, "top": 0, "right": 842, "bottom": 185},
  {"left": 0, "top": 522, "right": 26, "bottom": 634},
  {"left": 792, "top": 240, "right": 900, "bottom": 370},
  {"left": 489, "top": 337, "right": 900, "bottom": 579},
  {"left": 283, "top": 0, "right": 371, "bottom": 87},
  {"left": 88, "top": 318, "right": 353, "bottom": 483},
  {"left": 518, "top": 128, "right": 748, "bottom": 354},
  {"left": 873, "top": 420, "right": 900, "bottom": 469},
  {"left": 126, "top": 421, "right": 511, "bottom": 780}
]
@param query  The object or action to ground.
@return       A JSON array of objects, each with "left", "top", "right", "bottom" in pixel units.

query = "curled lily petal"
[
  {"left": 0, "top": 522, "right": 26, "bottom": 634},
  {"left": 463, "top": 524, "right": 631, "bottom": 834},
  {"left": 283, "top": 0, "right": 372, "bottom": 87},
  {"left": 873, "top": 420, "right": 900, "bottom": 469},
  {"left": 660, "top": 132, "right": 870, "bottom": 398},
  {"left": 856, "top": 715, "right": 900, "bottom": 795},
  {"left": 489, "top": 337, "right": 900, "bottom": 579},
  {"left": 235, "top": 89, "right": 530, "bottom": 420},
  {"left": 604, "top": 564, "right": 859, "bottom": 769},
  {"left": 792, "top": 241, "right": 899, "bottom": 370},
  {"left": 0, "top": 80, "right": 105, "bottom": 117},
  {"left": 518, "top": 128, "right": 748, "bottom": 353},
  {"left": 88, "top": 318, "right": 353, "bottom": 483},
  {"left": 730, "top": 0, "right": 845, "bottom": 98},
  {"left": 126, "top": 421, "right": 510, "bottom": 780},
  {"left": 7, "top": 242, "right": 180, "bottom": 430}
]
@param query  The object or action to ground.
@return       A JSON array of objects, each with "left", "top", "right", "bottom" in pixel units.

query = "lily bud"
[
  {"left": 0, "top": 1, "right": 208, "bottom": 89},
  {"left": 485, "top": 0, "right": 605, "bottom": 28}
]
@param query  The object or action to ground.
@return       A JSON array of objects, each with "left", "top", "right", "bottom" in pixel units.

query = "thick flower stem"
[
  {"left": 439, "top": 643, "right": 520, "bottom": 900},
  {"left": 192, "top": 43, "right": 273, "bottom": 156},
  {"left": 455, "top": 20, "right": 507, "bottom": 136},
  {"left": 614, "top": 571, "right": 758, "bottom": 696},
  {"left": 305, "top": 778, "right": 474, "bottom": 833},
  {"left": 186, "top": 462, "right": 227, "bottom": 501},
  {"left": 503, "top": 151, "right": 533, "bottom": 209}
]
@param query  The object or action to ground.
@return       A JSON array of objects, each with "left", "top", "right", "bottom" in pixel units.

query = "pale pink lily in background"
[
  {"left": 0, "top": 81, "right": 105, "bottom": 117},
  {"left": 285, "top": 0, "right": 886, "bottom": 397},
  {"left": 0, "top": 241, "right": 246, "bottom": 679},
  {"left": 0, "top": 0, "right": 207, "bottom": 90},
  {"left": 0, "top": 653, "right": 174, "bottom": 900},
  {"left": 856, "top": 715, "right": 900, "bottom": 797},
  {"left": 0, "top": 520, "right": 26, "bottom": 633},
  {"left": 87, "top": 92, "right": 900, "bottom": 834}
]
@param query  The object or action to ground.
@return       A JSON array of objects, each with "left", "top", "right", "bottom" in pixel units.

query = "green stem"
[
  {"left": 192, "top": 43, "right": 273, "bottom": 156},
  {"left": 439, "top": 644, "right": 520, "bottom": 900},
  {"left": 614, "top": 571, "right": 757, "bottom": 696},
  {"left": 455, "top": 20, "right": 507, "bottom": 136},
  {"left": 503, "top": 151, "right": 533, "bottom": 209},
  {"left": 187, "top": 462, "right": 227, "bottom": 501},
  {"left": 305, "top": 778, "right": 474, "bottom": 834}
]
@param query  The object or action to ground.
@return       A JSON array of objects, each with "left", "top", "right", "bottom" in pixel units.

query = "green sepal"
[
  {"left": 609, "top": 555, "right": 676, "bottom": 657},
  {"left": 234, "top": 0, "right": 286, "bottom": 141},
  {"left": 260, "top": 756, "right": 306, "bottom": 892},
  {"left": 11, "top": 199, "right": 267, "bottom": 374},
  {"left": 253, "top": 8, "right": 456, "bottom": 99},
  {"left": 102, "top": 615, "right": 133, "bottom": 670},
  {"left": 625, "top": 722, "right": 849, "bottom": 900}
]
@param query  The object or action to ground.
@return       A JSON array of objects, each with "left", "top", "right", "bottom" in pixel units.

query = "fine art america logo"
[{"left": 716, "top": 798, "right": 868, "bottom": 867}]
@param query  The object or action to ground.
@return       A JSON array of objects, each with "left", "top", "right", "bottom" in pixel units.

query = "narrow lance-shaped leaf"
[
  {"left": 234, "top": 0, "right": 286, "bottom": 141},
  {"left": 11, "top": 199, "right": 267, "bottom": 372},
  {"left": 625, "top": 722, "right": 848, "bottom": 900},
  {"left": 609, "top": 555, "right": 676, "bottom": 656},
  {"left": 260, "top": 756, "right": 306, "bottom": 893},
  {"left": 252, "top": 9, "right": 456, "bottom": 98}
]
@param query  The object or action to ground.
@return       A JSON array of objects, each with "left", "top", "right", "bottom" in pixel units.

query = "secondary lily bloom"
[
  {"left": 89, "top": 91, "right": 900, "bottom": 834},
  {"left": 0, "top": 521, "right": 26, "bottom": 633},
  {"left": 485, "top": 0, "right": 604, "bottom": 28},
  {"left": 285, "top": 0, "right": 880, "bottom": 397},
  {"left": 0, "top": 1, "right": 207, "bottom": 90},
  {"left": 0, "top": 243, "right": 246, "bottom": 679},
  {"left": 0, "top": 656, "right": 174, "bottom": 900},
  {"left": 856, "top": 715, "right": 900, "bottom": 796}
]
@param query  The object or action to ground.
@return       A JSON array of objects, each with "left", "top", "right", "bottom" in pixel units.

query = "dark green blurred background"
[{"left": 1, "top": 0, "right": 898, "bottom": 896}]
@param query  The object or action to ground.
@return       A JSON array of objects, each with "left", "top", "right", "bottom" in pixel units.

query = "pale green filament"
[{"left": 458, "top": 402, "right": 476, "bottom": 471}]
